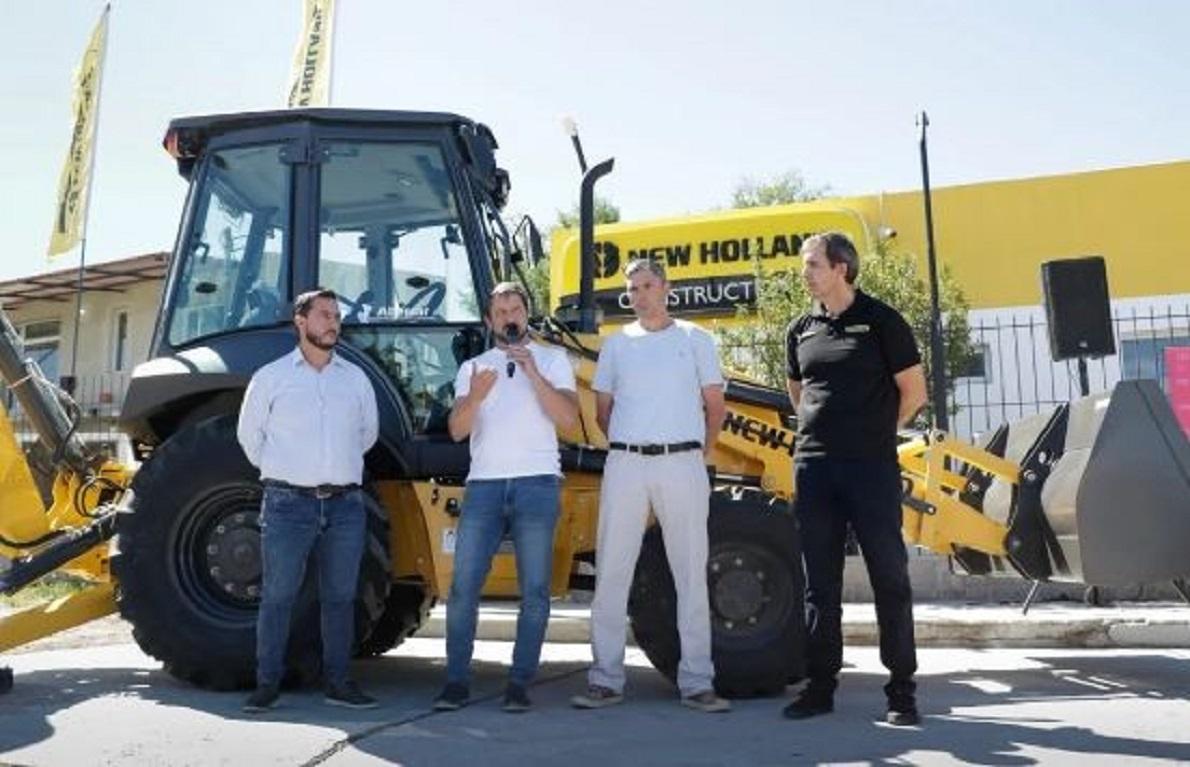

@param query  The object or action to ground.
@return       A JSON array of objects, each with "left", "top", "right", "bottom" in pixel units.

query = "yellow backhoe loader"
[{"left": 3, "top": 109, "right": 1188, "bottom": 697}]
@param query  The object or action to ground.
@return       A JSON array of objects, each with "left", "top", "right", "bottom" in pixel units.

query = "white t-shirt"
[
  {"left": 592, "top": 319, "right": 724, "bottom": 445},
  {"left": 454, "top": 341, "right": 577, "bottom": 480}
]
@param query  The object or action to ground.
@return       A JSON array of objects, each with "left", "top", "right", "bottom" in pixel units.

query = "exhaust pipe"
[{"left": 577, "top": 158, "right": 615, "bottom": 334}]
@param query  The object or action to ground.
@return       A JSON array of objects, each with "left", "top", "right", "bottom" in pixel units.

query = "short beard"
[{"left": 304, "top": 329, "right": 337, "bottom": 351}]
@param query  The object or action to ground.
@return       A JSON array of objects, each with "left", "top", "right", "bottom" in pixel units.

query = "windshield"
[
  {"left": 167, "top": 143, "right": 290, "bottom": 346},
  {"left": 317, "top": 142, "right": 479, "bottom": 324}
]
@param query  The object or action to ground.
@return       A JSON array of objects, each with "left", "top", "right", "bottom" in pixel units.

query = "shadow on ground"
[{"left": 2, "top": 649, "right": 1188, "bottom": 766}]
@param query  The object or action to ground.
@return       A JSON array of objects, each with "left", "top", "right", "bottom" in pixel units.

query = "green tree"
[
  {"left": 731, "top": 170, "right": 830, "bottom": 208},
  {"left": 554, "top": 196, "right": 621, "bottom": 229},
  {"left": 522, "top": 255, "right": 552, "bottom": 317},
  {"left": 717, "top": 240, "right": 973, "bottom": 427}
]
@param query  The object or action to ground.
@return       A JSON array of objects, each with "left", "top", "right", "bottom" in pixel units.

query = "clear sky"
[{"left": 2, "top": 0, "right": 1189, "bottom": 281}]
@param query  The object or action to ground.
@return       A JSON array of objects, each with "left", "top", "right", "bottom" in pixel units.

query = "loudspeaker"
[{"left": 1041, "top": 256, "right": 1116, "bottom": 361}]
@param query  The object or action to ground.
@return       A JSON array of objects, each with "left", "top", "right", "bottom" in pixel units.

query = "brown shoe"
[
  {"left": 571, "top": 685, "right": 624, "bottom": 709},
  {"left": 681, "top": 690, "right": 731, "bottom": 713}
]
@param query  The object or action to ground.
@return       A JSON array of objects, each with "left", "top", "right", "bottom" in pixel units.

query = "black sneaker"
[
  {"left": 433, "top": 682, "right": 470, "bottom": 711},
  {"left": 782, "top": 682, "right": 835, "bottom": 720},
  {"left": 243, "top": 684, "right": 280, "bottom": 714},
  {"left": 325, "top": 680, "right": 379, "bottom": 710},
  {"left": 886, "top": 693, "right": 920, "bottom": 726},
  {"left": 502, "top": 684, "right": 532, "bottom": 713}
]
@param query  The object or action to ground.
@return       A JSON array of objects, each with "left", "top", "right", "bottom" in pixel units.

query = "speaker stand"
[{"left": 1077, "top": 356, "right": 1090, "bottom": 397}]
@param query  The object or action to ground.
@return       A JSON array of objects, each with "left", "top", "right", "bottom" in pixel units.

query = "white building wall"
[
  {"left": 3, "top": 279, "right": 164, "bottom": 412},
  {"left": 951, "top": 292, "right": 1190, "bottom": 440}
]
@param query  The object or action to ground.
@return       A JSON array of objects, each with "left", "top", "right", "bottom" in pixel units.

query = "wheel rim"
[
  {"left": 708, "top": 542, "right": 794, "bottom": 640},
  {"left": 172, "top": 483, "right": 264, "bottom": 627}
]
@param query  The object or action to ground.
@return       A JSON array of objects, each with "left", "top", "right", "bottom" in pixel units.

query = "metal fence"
[
  {"left": 719, "top": 303, "right": 1190, "bottom": 442},
  {"left": 3, "top": 372, "right": 132, "bottom": 462},
  {"left": 953, "top": 304, "right": 1190, "bottom": 439}
]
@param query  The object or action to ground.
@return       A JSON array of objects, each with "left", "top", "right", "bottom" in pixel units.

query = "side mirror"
[{"left": 510, "top": 216, "right": 545, "bottom": 268}]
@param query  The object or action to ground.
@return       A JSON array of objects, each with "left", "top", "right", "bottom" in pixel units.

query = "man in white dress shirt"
[{"left": 237, "top": 288, "right": 379, "bottom": 713}]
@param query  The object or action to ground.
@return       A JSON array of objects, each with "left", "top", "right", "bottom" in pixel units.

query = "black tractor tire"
[
  {"left": 628, "top": 489, "right": 805, "bottom": 698},
  {"left": 356, "top": 582, "right": 435, "bottom": 658},
  {"left": 111, "top": 414, "right": 390, "bottom": 691}
]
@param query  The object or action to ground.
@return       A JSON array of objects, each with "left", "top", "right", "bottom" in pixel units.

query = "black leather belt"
[
  {"left": 608, "top": 441, "right": 703, "bottom": 456},
  {"left": 263, "top": 479, "right": 361, "bottom": 499}
]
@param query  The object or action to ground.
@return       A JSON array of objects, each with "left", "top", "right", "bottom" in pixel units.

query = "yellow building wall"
[
  {"left": 839, "top": 160, "right": 1190, "bottom": 309},
  {"left": 549, "top": 160, "right": 1190, "bottom": 314}
]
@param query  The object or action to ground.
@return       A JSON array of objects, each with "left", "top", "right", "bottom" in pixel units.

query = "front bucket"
[{"left": 1041, "top": 379, "right": 1190, "bottom": 586}]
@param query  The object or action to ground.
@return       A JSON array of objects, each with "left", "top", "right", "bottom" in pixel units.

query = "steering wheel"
[
  {"left": 342, "top": 290, "right": 375, "bottom": 323},
  {"left": 403, "top": 281, "right": 446, "bottom": 318},
  {"left": 240, "top": 285, "right": 282, "bottom": 327}
]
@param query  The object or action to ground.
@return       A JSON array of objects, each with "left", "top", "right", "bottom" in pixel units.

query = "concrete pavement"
[{"left": 3, "top": 639, "right": 1189, "bottom": 766}]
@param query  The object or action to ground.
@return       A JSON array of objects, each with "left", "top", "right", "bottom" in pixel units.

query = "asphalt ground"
[
  {"left": 2, "top": 600, "right": 1190, "bottom": 765},
  {"left": 3, "top": 639, "right": 1190, "bottom": 766}
]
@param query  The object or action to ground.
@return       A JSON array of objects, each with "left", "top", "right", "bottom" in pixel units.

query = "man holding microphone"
[{"left": 433, "top": 282, "right": 578, "bottom": 713}]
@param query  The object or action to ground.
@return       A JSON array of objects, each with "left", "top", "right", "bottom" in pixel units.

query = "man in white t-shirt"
[
  {"left": 571, "top": 258, "right": 731, "bottom": 714},
  {"left": 432, "top": 282, "right": 578, "bottom": 714}
]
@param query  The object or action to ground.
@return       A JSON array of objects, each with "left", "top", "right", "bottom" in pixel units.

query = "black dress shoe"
[
  {"left": 243, "top": 684, "right": 280, "bottom": 713},
  {"left": 782, "top": 683, "right": 835, "bottom": 720},
  {"left": 886, "top": 690, "right": 920, "bottom": 726}
]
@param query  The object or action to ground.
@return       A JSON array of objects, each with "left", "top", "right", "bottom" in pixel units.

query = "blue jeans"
[
  {"left": 445, "top": 475, "right": 560, "bottom": 688},
  {"left": 256, "top": 487, "right": 365, "bottom": 688}
]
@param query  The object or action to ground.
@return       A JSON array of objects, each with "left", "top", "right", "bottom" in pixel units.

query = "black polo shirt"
[{"left": 785, "top": 289, "right": 921, "bottom": 461}]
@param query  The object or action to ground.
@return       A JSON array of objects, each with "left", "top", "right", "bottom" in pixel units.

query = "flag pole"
[
  {"left": 66, "top": 5, "right": 110, "bottom": 394},
  {"left": 327, "top": 0, "right": 337, "bottom": 106}
]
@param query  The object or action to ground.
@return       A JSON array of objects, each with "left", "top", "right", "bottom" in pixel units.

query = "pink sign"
[{"left": 1165, "top": 346, "right": 1190, "bottom": 437}]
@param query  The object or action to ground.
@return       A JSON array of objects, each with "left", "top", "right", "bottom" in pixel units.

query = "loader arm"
[{"left": 0, "top": 304, "right": 132, "bottom": 664}]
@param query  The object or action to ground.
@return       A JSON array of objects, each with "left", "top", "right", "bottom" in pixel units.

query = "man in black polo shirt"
[{"left": 782, "top": 232, "right": 928, "bottom": 726}]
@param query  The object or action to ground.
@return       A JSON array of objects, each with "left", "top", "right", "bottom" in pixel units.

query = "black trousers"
[{"left": 794, "top": 458, "right": 917, "bottom": 694}]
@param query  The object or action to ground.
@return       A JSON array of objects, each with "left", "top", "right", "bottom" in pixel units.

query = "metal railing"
[
  {"left": 4, "top": 372, "right": 132, "bottom": 462},
  {"left": 719, "top": 304, "right": 1190, "bottom": 441},
  {"left": 953, "top": 305, "right": 1190, "bottom": 439}
]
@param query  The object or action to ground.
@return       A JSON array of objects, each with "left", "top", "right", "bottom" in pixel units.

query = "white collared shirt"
[{"left": 237, "top": 347, "right": 379, "bottom": 486}]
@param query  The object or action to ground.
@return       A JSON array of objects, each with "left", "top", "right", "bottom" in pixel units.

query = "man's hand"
[
  {"left": 470, "top": 366, "right": 499, "bottom": 401},
  {"left": 505, "top": 345, "right": 540, "bottom": 381},
  {"left": 449, "top": 365, "right": 498, "bottom": 441}
]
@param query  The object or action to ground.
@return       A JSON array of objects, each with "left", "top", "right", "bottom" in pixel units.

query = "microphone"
[{"left": 504, "top": 323, "right": 521, "bottom": 377}]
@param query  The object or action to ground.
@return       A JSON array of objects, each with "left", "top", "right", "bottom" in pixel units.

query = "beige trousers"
[{"left": 588, "top": 449, "right": 714, "bottom": 696}]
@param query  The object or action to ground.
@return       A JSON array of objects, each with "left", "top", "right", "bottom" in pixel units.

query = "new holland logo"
[{"left": 594, "top": 241, "right": 621, "bottom": 278}]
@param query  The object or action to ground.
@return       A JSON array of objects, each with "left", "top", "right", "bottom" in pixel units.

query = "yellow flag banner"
[
  {"left": 286, "top": 0, "right": 335, "bottom": 108},
  {"left": 47, "top": 5, "right": 109, "bottom": 258}
]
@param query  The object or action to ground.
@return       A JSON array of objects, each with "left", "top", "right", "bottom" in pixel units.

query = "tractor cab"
[{"left": 125, "top": 110, "right": 538, "bottom": 474}]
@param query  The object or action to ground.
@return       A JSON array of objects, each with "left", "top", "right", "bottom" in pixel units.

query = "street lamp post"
[{"left": 918, "top": 111, "right": 949, "bottom": 431}]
